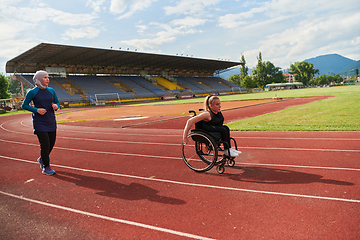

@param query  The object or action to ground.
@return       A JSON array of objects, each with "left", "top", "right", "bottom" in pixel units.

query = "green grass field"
[{"left": 226, "top": 85, "right": 360, "bottom": 131}]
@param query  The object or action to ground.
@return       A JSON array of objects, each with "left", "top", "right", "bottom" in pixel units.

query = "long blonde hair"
[{"left": 204, "top": 95, "right": 219, "bottom": 117}]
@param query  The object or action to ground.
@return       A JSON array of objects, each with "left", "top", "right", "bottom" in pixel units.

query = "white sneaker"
[
  {"left": 229, "top": 148, "right": 240, "bottom": 156},
  {"left": 226, "top": 149, "right": 238, "bottom": 157},
  {"left": 231, "top": 148, "right": 242, "bottom": 154}
]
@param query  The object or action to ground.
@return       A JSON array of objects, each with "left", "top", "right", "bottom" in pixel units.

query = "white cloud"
[
  {"left": 50, "top": 10, "right": 97, "bottom": 26},
  {"left": 109, "top": 0, "right": 131, "bottom": 14},
  {"left": 164, "top": 0, "right": 221, "bottom": 16},
  {"left": 62, "top": 27, "right": 101, "bottom": 40},
  {"left": 171, "top": 16, "right": 207, "bottom": 27},
  {"left": 3, "top": 6, "right": 97, "bottom": 26},
  {"left": 120, "top": 15, "right": 208, "bottom": 50},
  {"left": 121, "top": 36, "right": 176, "bottom": 49},
  {"left": 110, "top": 0, "right": 157, "bottom": 19},
  {"left": 217, "top": 4, "right": 269, "bottom": 29},
  {"left": 136, "top": 25, "right": 148, "bottom": 34},
  {"left": 0, "top": 19, "right": 33, "bottom": 41},
  {"left": 0, "top": 39, "right": 39, "bottom": 74},
  {"left": 86, "top": 0, "right": 106, "bottom": 13},
  {"left": 121, "top": 20, "right": 203, "bottom": 49}
]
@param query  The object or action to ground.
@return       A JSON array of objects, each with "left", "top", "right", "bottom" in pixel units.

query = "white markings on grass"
[
  {"left": 0, "top": 190, "right": 214, "bottom": 240},
  {"left": 1, "top": 155, "right": 360, "bottom": 203}
]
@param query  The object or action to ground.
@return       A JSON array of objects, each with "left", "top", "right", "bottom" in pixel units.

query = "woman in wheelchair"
[{"left": 182, "top": 95, "right": 241, "bottom": 157}]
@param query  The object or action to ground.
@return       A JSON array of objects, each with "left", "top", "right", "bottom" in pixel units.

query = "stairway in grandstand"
[
  {"left": 100, "top": 76, "right": 138, "bottom": 97},
  {"left": 153, "top": 77, "right": 183, "bottom": 91},
  {"left": 52, "top": 77, "right": 89, "bottom": 102}
]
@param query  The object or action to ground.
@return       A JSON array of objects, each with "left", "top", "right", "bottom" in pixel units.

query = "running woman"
[{"left": 22, "top": 70, "right": 60, "bottom": 175}]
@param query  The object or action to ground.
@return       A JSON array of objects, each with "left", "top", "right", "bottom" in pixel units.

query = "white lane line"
[
  {"left": 240, "top": 162, "right": 360, "bottom": 172},
  {"left": 235, "top": 136, "right": 360, "bottom": 141},
  {"left": 114, "top": 116, "right": 149, "bottom": 121},
  {"left": 0, "top": 139, "right": 177, "bottom": 160},
  {"left": 1, "top": 155, "right": 360, "bottom": 203},
  {"left": 1, "top": 137, "right": 359, "bottom": 154},
  {"left": 0, "top": 190, "right": 214, "bottom": 240},
  {"left": 3, "top": 121, "right": 179, "bottom": 145},
  {"left": 240, "top": 146, "right": 360, "bottom": 153},
  {"left": 6, "top": 120, "right": 181, "bottom": 137},
  {"left": 59, "top": 136, "right": 179, "bottom": 146},
  {"left": 2, "top": 152, "right": 359, "bottom": 172}
]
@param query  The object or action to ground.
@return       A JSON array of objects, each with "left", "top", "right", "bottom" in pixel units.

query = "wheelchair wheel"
[
  {"left": 228, "top": 158, "right": 235, "bottom": 167},
  {"left": 216, "top": 164, "right": 225, "bottom": 174},
  {"left": 181, "top": 131, "right": 218, "bottom": 172}
]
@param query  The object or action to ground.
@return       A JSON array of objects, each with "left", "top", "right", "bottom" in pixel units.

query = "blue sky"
[{"left": 1, "top": 0, "right": 360, "bottom": 75}]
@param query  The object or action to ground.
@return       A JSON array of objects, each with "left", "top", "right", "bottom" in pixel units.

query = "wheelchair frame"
[{"left": 181, "top": 110, "right": 238, "bottom": 174}]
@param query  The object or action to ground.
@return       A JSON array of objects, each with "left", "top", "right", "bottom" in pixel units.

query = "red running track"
[{"left": 1, "top": 98, "right": 359, "bottom": 239}]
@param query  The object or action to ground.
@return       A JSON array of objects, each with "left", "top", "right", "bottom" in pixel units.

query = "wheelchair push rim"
[{"left": 181, "top": 132, "right": 218, "bottom": 172}]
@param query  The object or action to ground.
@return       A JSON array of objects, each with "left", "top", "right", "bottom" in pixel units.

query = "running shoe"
[
  {"left": 231, "top": 148, "right": 242, "bottom": 154},
  {"left": 37, "top": 157, "right": 44, "bottom": 169},
  {"left": 225, "top": 149, "right": 238, "bottom": 157},
  {"left": 42, "top": 166, "right": 56, "bottom": 175}
]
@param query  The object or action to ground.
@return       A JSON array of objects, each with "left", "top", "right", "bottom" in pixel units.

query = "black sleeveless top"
[{"left": 196, "top": 111, "right": 224, "bottom": 130}]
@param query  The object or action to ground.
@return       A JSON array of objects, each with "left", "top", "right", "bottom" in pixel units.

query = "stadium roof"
[{"left": 6, "top": 43, "right": 242, "bottom": 76}]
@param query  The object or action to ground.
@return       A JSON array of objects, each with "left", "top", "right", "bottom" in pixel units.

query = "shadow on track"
[
  {"left": 225, "top": 166, "right": 354, "bottom": 185},
  {"left": 54, "top": 171, "right": 186, "bottom": 205}
]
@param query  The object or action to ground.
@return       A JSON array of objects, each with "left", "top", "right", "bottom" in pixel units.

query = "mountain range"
[
  {"left": 219, "top": 54, "right": 360, "bottom": 79},
  {"left": 304, "top": 54, "right": 359, "bottom": 76}
]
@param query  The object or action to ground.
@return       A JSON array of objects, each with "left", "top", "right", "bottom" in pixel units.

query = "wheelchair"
[{"left": 181, "top": 110, "right": 238, "bottom": 174}]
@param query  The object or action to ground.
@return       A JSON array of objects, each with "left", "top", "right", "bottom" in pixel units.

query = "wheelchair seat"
[
  {"left": 194, "top": 120, "right": 222, "bottom": 142},
  {"left": 191, "top": 129, "right": 221, "bottom": 142}
]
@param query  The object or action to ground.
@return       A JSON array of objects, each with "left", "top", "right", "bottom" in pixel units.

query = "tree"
[
  {"left": 356, "top": 68, "right": 359, "bottom": 78},
  {"left": 252, "top": 52, "right": 285, "bottom": 88},
  {"left": 333, "top": 74, "right": 343, "bottom": 84},
  {"left": 228, "top": 74, "right": 241, "bottom": 86},
  {"left": 264, "top": 61, "right": 285, "bottom": 83},
  {"left": 315, "top": 74, "right": 328, "bottom": 86},
  {"left": 239, "top": 55, "right": 248, "bottom": 79},
  {"left": 8, "top": 79, "right": 23, "bottom": 95},
  {"left": 242, "top": 75, "right": 257, "bottom": 89},
  {"left": 289, "top": 61, "right": 319, "bottom": 85},
  {"left": 327, "top": 75, "right": 335, "bottom": 85},
  {"left": 252, "top": 52, "right": 267, "bottom": 88},
  {"left": 0, "top": 73, "right": 11, "bottom": 99}
]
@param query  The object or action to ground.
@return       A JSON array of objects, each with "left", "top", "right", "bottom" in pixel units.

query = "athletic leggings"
[
  {"left": 35, "top": 131, "right": 56, "bottom": 167},
  {"left": 202, "top": 125, "right": 231, "bottom": 149}
]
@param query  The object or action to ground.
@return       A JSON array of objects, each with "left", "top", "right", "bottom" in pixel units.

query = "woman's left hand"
[{"left": 52, "top": 104, "right": 58, "bottom": 111}]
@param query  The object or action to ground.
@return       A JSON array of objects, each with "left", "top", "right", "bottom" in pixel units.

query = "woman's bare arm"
[{"left": 182, "top": 111, "right": 211, "bottom": 143}]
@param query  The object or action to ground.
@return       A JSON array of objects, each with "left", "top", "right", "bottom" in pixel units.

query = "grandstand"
[{"left": 6, "top": 43, "right": 246, "bottom": 105}]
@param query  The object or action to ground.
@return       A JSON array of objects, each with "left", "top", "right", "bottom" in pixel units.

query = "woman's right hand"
[{"left": 37, "top": 108, "right": 47, "bottom": 115}]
